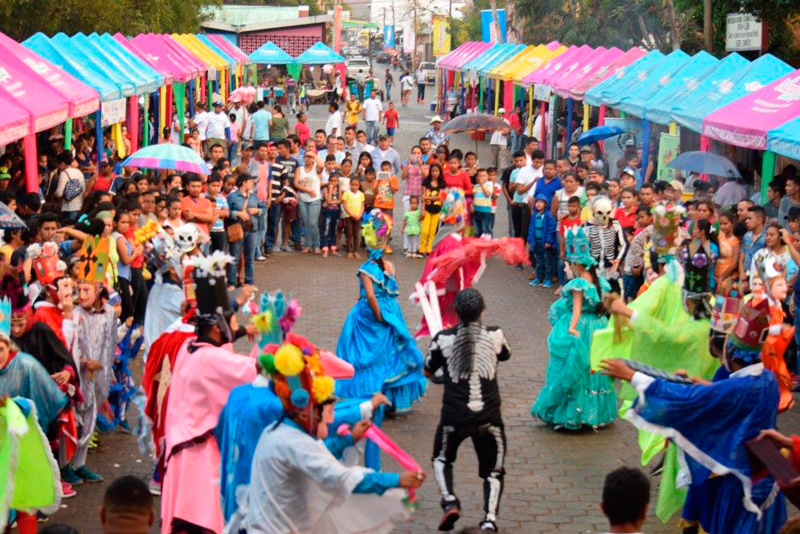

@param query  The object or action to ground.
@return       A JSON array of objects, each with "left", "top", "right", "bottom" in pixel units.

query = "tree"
[{"left": 0, "top": 0, "right": 221, "bottom": 41}]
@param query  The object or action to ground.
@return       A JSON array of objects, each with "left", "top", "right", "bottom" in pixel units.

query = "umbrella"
[
  {"left": 440, "top": 113, "right": 509, "bottom": 152},
  {"left": 121, "top": 144, "right": 209, "bottom": 176},
  {"left": 666, "top": 151, "right": 741, "bottom": 178},
  {"left": 577, "top": 125, "right": 626, "bottom": 146},
  {"left": 0, "top": 202, "right": 26, "bottom": 230}
]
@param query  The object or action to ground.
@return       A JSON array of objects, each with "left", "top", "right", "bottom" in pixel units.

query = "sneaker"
[
  {"left": 148, "top": 478, "right": 162, "bottom": 496},
  {"left": 438, "top": 504, "right": 461, "bottom": 531},
  {"left": 479, "top": 520, "right": 498, "bottom": 531},
  {"left": 74, "top": 465, "right": 104, "bottom": 483},
  {"left": 117, "top": 420, "right": 132, "bottom": 434},
  {"left": 61, "top": 481, "right": 77, "bottom": 498},
  {"left": 542, "top": 280, "right": 552, "bottom": 288},
  {"left": 256, "top": 255, "right": 267, "bottom": 261},
  {"left": 61, "top": 466, "right": 84, "bottom": 486},
  {"left": 281, "top": 244, "right": 292, "bottom": 252},
  {"left": 271, "top": 247, "right": 282, "bottom": 254},
  {"left": 528, "top": 278, "right": 540, "bottom": 287},
  {"left": 37, "top": 512, "right": 50, "bottom": 523}
]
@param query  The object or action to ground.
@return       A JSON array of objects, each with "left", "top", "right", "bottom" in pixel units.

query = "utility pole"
[
  {"left": 413, "top": 0, "right": 418, "bottom": 71},
  {"left": 703, "top": 0, "right": 713, "bottom": 51}
]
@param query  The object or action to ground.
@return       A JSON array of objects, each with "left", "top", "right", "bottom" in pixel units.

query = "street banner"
[
  {"left": 657, "top": 133, "right": 680, "bottom": 182},
  {"left": 403, "top": 22, "right": 415, "bottom": 54},
  {"left": 383, "top": 25, "right": 395, "bottom": 49},
  {"left": 432, "top": 16, "right": 451, "bottom": 56},
  {"left": 481, "top": 9, "right": 507, "bottom": 43},
  {"left": 333, "top": 5, "right": 343, "bottom": 52}
]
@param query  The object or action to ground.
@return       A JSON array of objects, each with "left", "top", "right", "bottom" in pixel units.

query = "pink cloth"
[{"left": 161, "top": 340, "right": 257, "bottom": 533}]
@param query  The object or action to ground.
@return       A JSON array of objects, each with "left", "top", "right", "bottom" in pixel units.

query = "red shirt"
[
  {"left": 559, "top": 215, "right": 582, "bottom": 235},
  {"left": 295, "top": 122, "right": 311, "bottom": 144},
  {"left": 93, "top": 175, "right": 113, "bottom": 192},
  {"left": 124, "top": 228, "right": 145, "bottom": 269},
  {"left": 614, "top": 206, "right": 637, "bottom": 230},
  {"left": 444, "top": 171, "right": 473, "bottom": 196},
  {"left": 508, "top": 112, "right": 522, "bottom": 133},
  {"left": 384, "top": 109, "right": 399, "bottom": 128}
]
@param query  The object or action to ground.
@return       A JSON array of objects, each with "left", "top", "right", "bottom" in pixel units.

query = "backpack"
[{"left": 61, "top": 171, "right": 83, "bottom": 202}]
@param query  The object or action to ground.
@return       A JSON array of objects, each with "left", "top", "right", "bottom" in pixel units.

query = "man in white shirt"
[
  {"left": 325, "top": 102, "right": 342, "bottom": 137},
  {"left": 400, "top": 72, "right": 414, "bottom": 107},
  {"left": 190, "top": 102, "right": 210, "bottom": 144},
  {"left": 509, "top": 150, "right": 542, "bottom": 242},
  {"left": 489, "top": 108, "right": 511, "bottom": 170},
  {"left": 232, "top": 100, "right": 249, "bottom": 145},
  {"left": 205, "top": 101, "right": 231, "bottom": 156},
  {"left": 362, "top": 90, "right": 383, "bottom": 146},
  {"left": 356, "top": 130, "right": 375, "bottom": 153},
  {"left": 415, "top": 67, "right": 427, "bottom": 103}
]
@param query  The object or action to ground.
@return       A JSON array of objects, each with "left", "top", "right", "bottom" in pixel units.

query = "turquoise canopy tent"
[
  {"left": 476, "top": 44, "right": 526, "bottom": 77},
  {"left": 461, "top": 43, "right": 506, "bottom": 74},
  {"left": 293, "top": 42, "right": 344, "bottom": 64},
  {"left": 84, "top": 33, "right": 163, "bottom": 94},
  {"left": 51, "top": 33, "right": 136, "bottom": 96},
  {"left": 249, "top": 42, "right": 295, "bottom": 64},
  {"left": 584, "top": 50, "right": 665, "bottom": 107},
  {"left": 767, "top": 117, "right": 800, "bottom": 161},
  {"left": 642, "top": 51, "right": 720, "bottom": 125},
  {"left": 617, "top": 49, "right": 690, "bottom": 117},
  {"left": 669, "top": 53, "right": 752, "bottom": 133}
]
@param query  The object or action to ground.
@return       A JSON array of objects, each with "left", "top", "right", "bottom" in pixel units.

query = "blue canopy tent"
[
  {"left": 197, "top": 34, "right": 239, "bottom": 92},
  {"left": 669, "top": 53, "right": 753, "bottom": 133},
  {"left": 767, "top": 117, "right": 800, "bottom": 162},
  {"left": 616, "top": 49, "right": 691, "bottom": 118},
  {"left": 249, "top": 42, "right": 295, "bottom": 64},
  {"left": 642, "top": 51, "right": 720, "bottom": 126},
  {"left": 293, "top": 42, "right": 344, "bottom": 64},
  {"left": 461, "top": 43, "right": 506, "bottom": 74},
  {"left": 476, "top": 44, "right": 526, "bottom": 78},
  {"left": 93, "top": 33, "right": 166, "bottom": 90},
  {"left": 584, "top": 50, "right": 665, "bottom": 108},
  {"left": 77, "top": 33, "right": 161, "bottom": 95},
  {"left": 51, "top": 33, "right": 137, "bottom": 97}
]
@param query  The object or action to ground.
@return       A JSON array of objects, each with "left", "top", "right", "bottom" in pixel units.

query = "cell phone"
[{"left": 378, "top": 171, "right": 391, "bottom": 180}]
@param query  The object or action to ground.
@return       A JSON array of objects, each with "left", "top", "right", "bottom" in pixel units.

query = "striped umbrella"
[{"left": 121, "top": 144, "right": 209, "bottom": 175}]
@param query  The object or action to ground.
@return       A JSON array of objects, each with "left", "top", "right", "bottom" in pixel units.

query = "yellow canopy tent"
[
  {"left": 508, "top": 45, "right": 567, "bottom": 85},
  {"left": 172, "top": 33, "right": 229, "bottom": 103}
]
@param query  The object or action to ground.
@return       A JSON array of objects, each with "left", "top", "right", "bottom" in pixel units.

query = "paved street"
[{"left": 52, "top": 95, "right": 800, "bottom": 533}]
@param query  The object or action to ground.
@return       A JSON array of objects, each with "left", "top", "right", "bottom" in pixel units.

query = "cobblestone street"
[{"left": 52, "top": 97, "right": 800, "bottom": 533}]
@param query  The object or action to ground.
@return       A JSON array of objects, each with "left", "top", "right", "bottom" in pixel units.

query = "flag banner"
[
  {"left": 481, "top": 9, "right": 507, "bottom": 43},
  {"left": 383, "top": 25, "right": 395, "bottom": 49},
  {"left": 432, "top": 17, "right": 451, "bottom": 56}
]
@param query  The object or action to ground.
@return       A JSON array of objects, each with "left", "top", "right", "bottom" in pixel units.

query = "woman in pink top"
[{"left": 295, "top": 111, "right": 311, "bottom": 144}]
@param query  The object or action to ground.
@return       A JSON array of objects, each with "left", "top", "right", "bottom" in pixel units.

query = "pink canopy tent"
[
  {"left": 0, "top": 100, "right": 31, "bottom": 147},
  {"left": 207, "top": 35, "right": 249, "bottom": 64},
  {"left": 539, "top": 45, "right": 595, "bottom": 86},
  {"left": 702, "top": 69, "right": 800, "bottom": 150},
  {"left": 551, "top": 47, "right": 620, "bottom": 98},
  {"left": 120, "top": 33, "right": 196, "bottom": 82},
  {"left": 0, "top": 31, "right": 99, "bottom": 118},
  {"left": 522, "top": 45, "right": 578, "bottom": 87},
  {"left": 569, "top": 47, "right": 646, "bottom": 101},
  {"left": 154, "top": 34, "right": 210, "bottom": 75},
  {"left": 439, "top": 42, "right": 492, "bottom": 71}
]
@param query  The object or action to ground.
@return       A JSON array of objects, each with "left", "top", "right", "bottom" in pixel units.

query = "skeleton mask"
[
  {"left": 592, "top": 196, "right": 613, "bottom": 227},
  {"left": 174, "top": 223, "right": 201, "bottom": 254}
]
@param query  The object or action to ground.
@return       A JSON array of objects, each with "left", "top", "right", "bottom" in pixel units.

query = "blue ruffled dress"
[
  {"left": 531, "top": 277, "right": 617, "bottom": 429},
  {"left": 336, "top": 260, "right": 427, "bottom": 412}
]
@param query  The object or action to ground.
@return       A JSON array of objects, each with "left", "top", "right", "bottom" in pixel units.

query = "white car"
[
  {"left": 346, "top": 57, "right": 371, "bottom": 80},
  {"left": 420, "top": 62, "right": 437, "bottom": 85}
]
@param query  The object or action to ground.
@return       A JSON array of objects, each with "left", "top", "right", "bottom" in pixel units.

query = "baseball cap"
[
  {"left": 213, "top": 101, "right": 223, "bottom": 107},
  {"left": 498, "top": 107, "right": 505, "bottom": 114},
  {"left": 668, "top": 179, "right": 684, "bottom": 192},
  {"left": 620, "top": 166, "right": 636, "bottom": 177},
  {"left": 580, "top": 146, "right": 593, "bottom": 153}
]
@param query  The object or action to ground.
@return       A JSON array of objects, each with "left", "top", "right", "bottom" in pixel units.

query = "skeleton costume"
[
  {"left": 585, "top": 197, "right": 626, "bottom": 287},
  {"left": 425, "top": 292, "right": 511, "bottom": 531}
]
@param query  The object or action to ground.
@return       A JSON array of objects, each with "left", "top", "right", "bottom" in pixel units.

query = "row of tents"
[
  {"left": 0, "top": 32, "right": 344, "bottom": 193},
  {"left": 436, "top": 41, "right": 800, "bottom": 191}
]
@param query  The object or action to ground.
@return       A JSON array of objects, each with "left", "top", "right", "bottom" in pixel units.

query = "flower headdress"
[
  {"left": 650, "top": 202, "right": 685, "bottom": 257},
  {"left": 724, "top": 297, "right": 770, "bottom": 368},
  {"left": 361, "top": 209, "right": 393, "bottom": 256},
  {"left": 564, "top": 226, "right": 596, "bottom": 267},
  {"left": 251, "top": 290, "right": 302, "bottom": 348}
]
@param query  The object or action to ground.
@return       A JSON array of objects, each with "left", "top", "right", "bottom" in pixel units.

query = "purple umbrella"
[{"left": 121, "top": 144, "right": 209, "bottom": 176}]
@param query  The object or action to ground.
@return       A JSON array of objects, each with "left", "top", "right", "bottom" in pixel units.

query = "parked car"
[
  {"left": 346, "top": 57, "right": 371, "bottom": 79},
  {"left": 419, "top": 62, "right": 437, "bottom": 85},
  {"left": 376, "top": 52, "right": 391, "bottom": 64}
]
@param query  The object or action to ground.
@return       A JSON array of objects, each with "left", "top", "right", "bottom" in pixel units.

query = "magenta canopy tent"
[
  {"left": 522, "top": 45, "right": 578, "bottom": 87},
  {"left": 0, "top": 99, "right": 31, "bottom": 147},
  {"left": 539, "top": 45, "right": 596, "bottom": 87},
  {"left": 569, "top": 47, "right": 646, "bottom": 101},
  {"left": 118, "top": 33, "right": 196, "bottom": 83},
  {"left": 438, "top": 42, "right": 492, "bottom": 71},
  {"left": 153, "top": 34, "right": 210, "bottom": 75},
  {"left": 702, "top": 69, "right": 800, "bottom": 150},
  {"left": 548, "top": 46, "right": 609, "bottom": 96},
  {"left": 552, "top": 47, "right": 622, "bottom": 99},
  {"left": 0, "top": 31, "right": 99, "bottom": 118},
  {"left": 207, "top": 35, "right": 249, "bottom": 63}
]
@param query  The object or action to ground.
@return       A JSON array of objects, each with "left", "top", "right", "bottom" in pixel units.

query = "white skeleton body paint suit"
[
  {"left": 424, "top": 322, "right": 511, "bottom": 526},
  {"left": 586, "top": 196, "right": 626, "bottom": 281}
]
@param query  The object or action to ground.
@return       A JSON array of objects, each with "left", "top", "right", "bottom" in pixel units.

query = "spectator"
[
  {"left": 489, "top": 109, "right": 511, "bottom": 171},
  {"left": 100, "top": 476, "right": 155, "bottom": 534},
  {"left": 614, "top": 188, "right": 638, "bottom": 231},
  {"left": 325, "top": 102, "right": 342, "bottom": 137},
  {"left": 270, "top": 105, "right": 289, "bottom": 141},
  {"left": 362, "top": 90, "right": 383, "bottom": 145},
  {"left": 206, "top": 175, "right": 229, "bottom": 253},
  {"left": 415, "top": 66, "right": 427, "bottom": 103},
  {"left": 532, "top": 160, "right": 562, "bottom": 206},
  {"left": 250, "top": 101, "right": 272, "bottom": 148},
  {"left": 345, "top": 94, "right": 362, "bottom": 127},
  {"left": 321, "top": 172, "right": 342, "bottom": 258},
  {"left": 420, "top": 163, "right": 444, "bottom": 256},
  {"left": 425, "top": 116, "right": 450, "bottom": 149},
  {"left": 528, "top": 194, "right": 557, "bottom": 288},
  {"left": 294, "top": 152, "right": 323, "bottom": 254},
  {"left": 551, "top": 171, "right": 583, "bottom": 220},
  {"left": 343, "top": 126, "right": 364, "bottom": 163},
  {"left": 737, "top": 199, "right": 755, "bottom": 222},
  {"left": 780, "top": 176, "right": 800, "bottom": 226},
  {"left": 510, "top": 150, "right": 539, "bottom": 245},
  {"left": 403, "top": 195, "right": 422, "bottom": 257},
  {"left": 294, "top": 111, "right": 310, "bottom": 145},
  {"left": 401, "top": 145, "right": 426, "bottom": 211},
  {"left": 472, "top": 168, "right": 497, "bottom": 237},
  {"left": 739, "top": 205, "right": 767, "bottom": 291},
  {"left": 601, "top": 467, "right": 650, "bottom": 534},
  {"left": 383, "top": 101, "right": 399, "bottom": 144},
  {"left": 55, "top": 152, "right": 86, "bottom": 225},
  {"left": 714, "top": 175, "right": 749, "bottom": 210},
  {"left": 715, "top": 211, "right": 740, "bottom": 294},
  {"left": 226, "top": 174, "right": 261, "bottom": 286},
  {"left": 371, "top": 135, "right": 402, "bottom": 176},
  {"left": 206, "top": 102, "right": 231, "bottom": 156},
  {"left": 180, "top": 174, "right": 215, "bottom": 237}
]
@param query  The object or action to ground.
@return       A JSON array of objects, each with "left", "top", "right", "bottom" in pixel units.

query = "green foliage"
[{"left": 0, "top": 0, "right": 221, "bottom": 41}]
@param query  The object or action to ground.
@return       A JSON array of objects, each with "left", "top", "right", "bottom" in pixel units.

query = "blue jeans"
[
  {"left": 266, "top": 203, "right": 282, "bottom": 250},
  {"left": 473, "top": 211, "right": 495, "bottom": 237},
  {"left": 622, "top": 273, "right": 644, "bottom": 301},
  {"left": 321, "top": 209, "right": 340, "bottom": 249},
  {"left": 256, "top": 202, "right": 267, "bottom": 253},
  {"left": 366, "top": 121, "right": 379, "bottom": 145},
  {"left": 299, "top": 200, "right": 321, "bottom": 249},
  {"left": 228, "top": 231, "right": 258, "bottom": 285},
  {"left": 557, "top": 257, "right": 567, "bottom": 286},
  {"left": 533, "top": 242, "right": 556, "bottom": 282},
  {"left": 385, "top": 83, "right": 392, "bottom": 100}
]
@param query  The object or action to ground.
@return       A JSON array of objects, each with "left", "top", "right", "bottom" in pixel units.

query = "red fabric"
[
  {"left": 559, "top": 216, "right": 582, "bottom": 235},
  {"left": 614, "top": 206, "right": 636, "bottom": 230},
  {"left": 762, "top": 321, "right": 795, "bottom": 413},
  {"left": 426, "top": 237, "right": 529, "bottom": 286},
  {"left": 33, "top": 306, "right": 66, "bottom": 347},
  {"left": 384, "top": 109, "right": 398, "bottom": 128},
  {"left": 508, "top": 112, "right": 522, "bottom": 133},
  {"left": 443, "top": 171, "right": 472, "bottom": 195},
  {"left": 124, "top": 228, "right": 145, "bottom": 269},
  {"left": 93, "top": 176, "right": 113, "bottom": 192},
  {"left": 792, "top": 436, "right": 800, "bottom": 474},
  {"left": 142, "top": 331, "right": 195, "bottom": 457},
  {"left": 295, "top": 122, "right": 310, "bottom": 144}
]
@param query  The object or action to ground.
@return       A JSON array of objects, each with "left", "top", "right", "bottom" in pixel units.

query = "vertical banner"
[
  {"left": 432, "top": 17, "right": 451, "bottom": 56},
  {"left": 403, "top": 21, "right": 415, "bottom": 54},
  {"left": 333, "top": 6, "right": 346, "bottom": 89},
  {"left": 481, "top": 9, "right": 507, "bottom": 43},
  {"left": 23, "top": 134, "right": 37, "bottom": 194},
  {"left": 383, "top": 25, "right": 396, "bottom": 49},
  {"left": 656, "top": 133, "right": 680, "bottom": 182},
  {"left": 175, "top": 82, "right": 187, "bottom": 144}
]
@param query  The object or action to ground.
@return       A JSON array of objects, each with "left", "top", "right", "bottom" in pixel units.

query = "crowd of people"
[{"left": 4, "top": 65, "right": 800, "bottom": 534}]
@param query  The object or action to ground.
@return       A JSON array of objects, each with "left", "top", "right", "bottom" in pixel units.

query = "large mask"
[{"left": 592, "top": 196, "right": 613, "bottom": 227}]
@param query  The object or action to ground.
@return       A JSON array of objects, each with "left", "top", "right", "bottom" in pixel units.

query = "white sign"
[
  {"left": 533, "top": 84, "right": 551, "bottom": 101},
  {"left": 725, "top": 13, "right": 763, "bottom": 52},
  {"left": 101, "top": 98, "right": 127, "bottom": 127}
]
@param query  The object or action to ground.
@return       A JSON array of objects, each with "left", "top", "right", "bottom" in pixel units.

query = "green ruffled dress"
[{"left": 532, "top": 277, "right": 617, "bottom": 429}]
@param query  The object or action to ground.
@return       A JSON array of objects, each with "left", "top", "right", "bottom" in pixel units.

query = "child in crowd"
[
  {"left": 206, "top": 175, "right": 229, "bottom": 253},
  {"left": 581, "top": 182, "right": 602, "bottom": 222},
  {"left": 383, "top": 101, "right": 399, "bottom": 143},
  {"left": 528, "top": 194, "right": 557, "bottom": 288},
  {"left": 613, "top": 187, "right": 638, "bottom": 231},
  {"left": 280, "top": 176, "right": 298, "bottom": 253},
  {"left": 163, "top": 196, "right": 184, "bottom": 233},
  {"left": 159, "top": 127, "right": 172, "bottom": 145},
  {"left": 464, "top": 152, "right": 479, "bottom": 184},
  {"left": 374, "top": 161, "right": 399, "bottom": 216},
  {"left": 403, "top": 196, "right": 422, "bottom": 258},
  {"left": 472, "top": 168, "right": 498, "bottom": 237},
  {"left": 601, "top": 467, "right": 650, "bottom": 534},
  {"left": 322, "top": 172, "right": 343, "bottom": 258},
  {"left": 342, "top": 177, "right": 365, "bottom": 258},
  {"left": 321, "top": 155, "right": 338, "bottom": 185},
  {"left": 558, "top": 196, "right": 583, "bottom": 287},
  {"left": 188, "top": 128, "right": 203, "bottom": 156},
  {"left": 420, "top": 163, "right": 444, "bottom": 256}
]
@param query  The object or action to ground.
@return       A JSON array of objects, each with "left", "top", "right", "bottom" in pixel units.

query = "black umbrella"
[{"left": 0, "top": 202, "right": 26, "bottom": 230}]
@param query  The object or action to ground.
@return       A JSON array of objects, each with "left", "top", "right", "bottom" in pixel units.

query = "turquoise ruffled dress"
[
  {"left": 335, "top": 260, "right": 427, "bottom": 412},
  {"left": 532, "top": 277, "right": 617, "bottom": 429}
]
